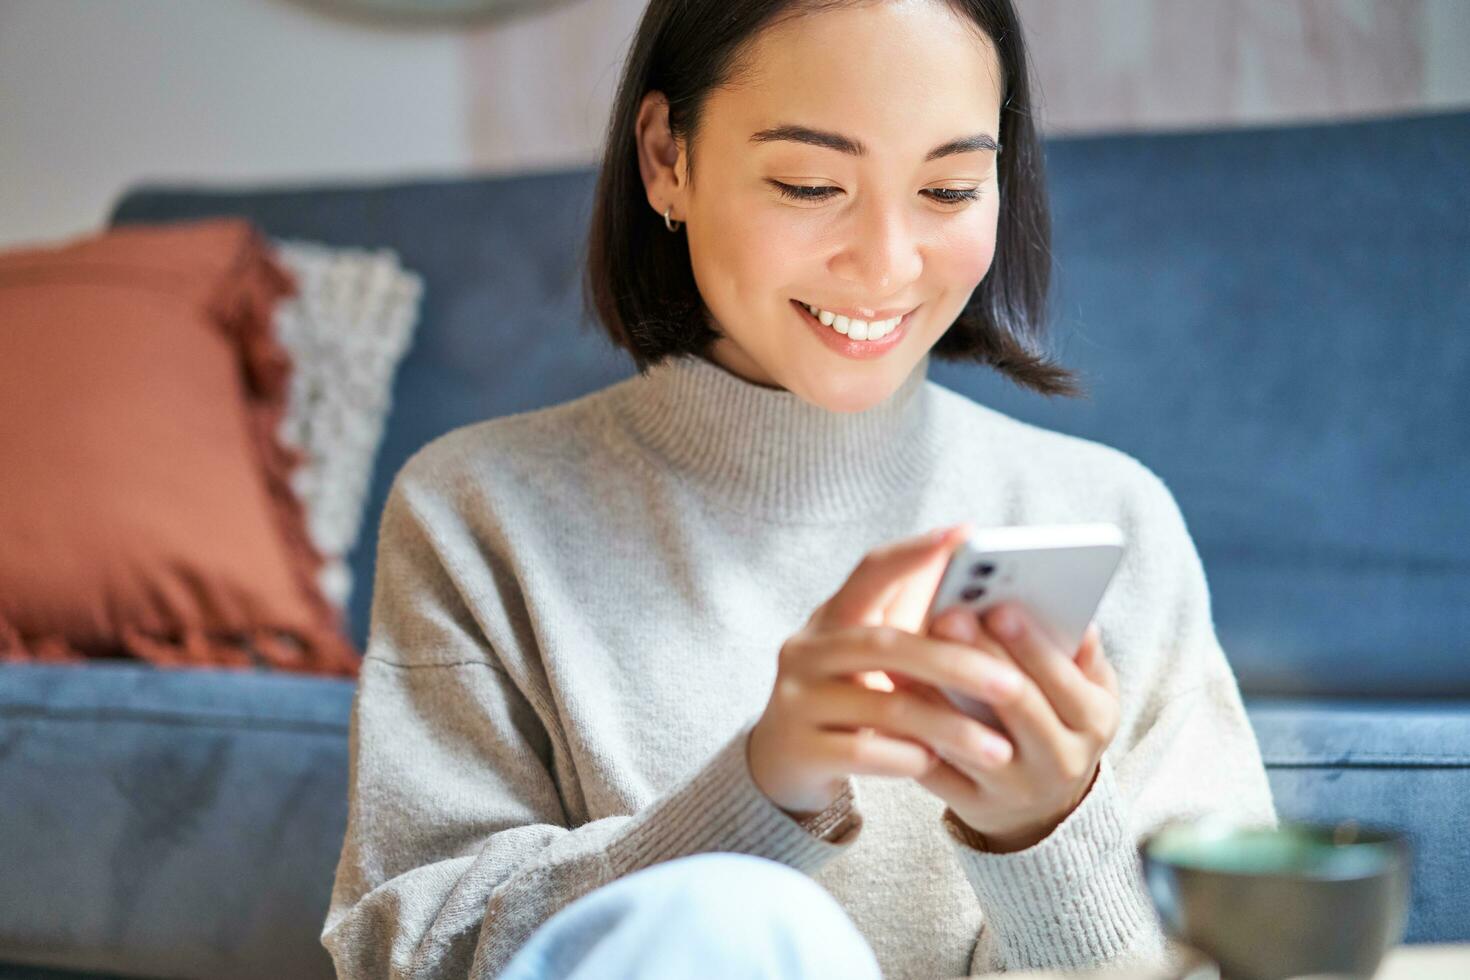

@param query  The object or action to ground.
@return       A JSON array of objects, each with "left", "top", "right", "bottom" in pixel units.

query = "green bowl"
[{"left": 1139, "top": 817, "right": 1411, "bottom": 980}]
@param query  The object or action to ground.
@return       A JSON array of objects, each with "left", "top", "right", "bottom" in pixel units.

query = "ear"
[{"left": 634, "top": 90, "right": 687, "bottom": 223}]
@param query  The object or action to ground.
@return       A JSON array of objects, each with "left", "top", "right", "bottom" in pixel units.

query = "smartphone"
[{"left": 918, "top": 522, "right": 1127, "bottom": 731}]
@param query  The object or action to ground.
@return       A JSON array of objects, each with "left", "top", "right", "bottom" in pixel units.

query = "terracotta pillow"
[{"left": 0, "top": 217, "right": 360, "bottom": 676}]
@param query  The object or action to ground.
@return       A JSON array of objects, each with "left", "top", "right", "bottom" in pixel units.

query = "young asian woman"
[{"left": 321, "top": 2, "right": 1277, "bottom": 978}]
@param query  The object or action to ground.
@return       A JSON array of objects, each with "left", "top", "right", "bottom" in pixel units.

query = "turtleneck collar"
[{"left": 606, "top": 350, "right": 942, "bottom": 522}]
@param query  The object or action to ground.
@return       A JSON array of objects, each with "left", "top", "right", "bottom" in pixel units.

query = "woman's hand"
[
  {"left": 747, "top": 522, "right": 1034, "bottom": 816},
  {"left": 911, "top": 603, "right": 1121, "bottom": 852}
]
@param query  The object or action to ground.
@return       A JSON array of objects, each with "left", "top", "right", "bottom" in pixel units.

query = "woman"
[{"left": 321, "top": 1, "right": 1278, "bottom": 977}]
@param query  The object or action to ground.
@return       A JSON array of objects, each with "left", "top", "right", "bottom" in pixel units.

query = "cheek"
[
  {"left": 934, "top": 210, "right": 999, "bottom": 287},
  {"left": 694, "top": 205, "right": 810, "bottom": 305}
]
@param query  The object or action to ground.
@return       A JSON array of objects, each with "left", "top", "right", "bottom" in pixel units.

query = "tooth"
[
  {"left": 833, "top": 314, "right": 850, "bottom": 333},
  {"left": 849, "top": 320, "right": 869, "bottom": 341},
  {"left": 818, "top": 309, "right": 835, "bottom": 326}
]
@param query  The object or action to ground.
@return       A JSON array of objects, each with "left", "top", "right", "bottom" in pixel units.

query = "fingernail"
[
  {"left": 989, "top": 669, "right": 1022, "bottom": 698},
  {"left": 981, "top": 734, "right": 1012, "bottom": 763},
  {"left": 931, "top": 521, "right": 971, "bottom": 544},
  {"left": 937, "top": 610, "right": 976, "bottom": 641},
  {"left": 992, "top": 606, "right": 1021, "bottom": 638}
]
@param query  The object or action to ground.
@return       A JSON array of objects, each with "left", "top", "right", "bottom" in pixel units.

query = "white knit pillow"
[{"left": 270, "top": 239, "right": 423, "bottom": 614}]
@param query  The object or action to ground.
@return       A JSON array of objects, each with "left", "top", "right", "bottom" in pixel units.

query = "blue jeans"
[{"left": 497, "top": 852, "right": 883, "bottom": 979}]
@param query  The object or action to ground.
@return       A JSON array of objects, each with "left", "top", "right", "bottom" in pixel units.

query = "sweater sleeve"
[
  {"left": 319, "top": 472, "right": 862, "bottom": 980},
  {"left": 946, "top": 463, "right": 1279, "bottom": 976}
]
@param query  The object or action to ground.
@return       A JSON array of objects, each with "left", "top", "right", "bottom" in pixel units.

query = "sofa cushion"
[
  {"left": 0, "top": 218, "right": 359, "bottom": 677},
  {"left": 0, "top": 662, "right": 353, "bottom": 980}
]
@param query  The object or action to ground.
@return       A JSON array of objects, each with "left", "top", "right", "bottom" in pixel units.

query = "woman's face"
[{"left": 636, "top": 0, "right": 1004, "bottom": 410}]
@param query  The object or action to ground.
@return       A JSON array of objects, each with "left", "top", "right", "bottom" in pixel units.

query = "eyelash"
[{"left": 768, "top": 181, "right": 981, "bottom": 205}]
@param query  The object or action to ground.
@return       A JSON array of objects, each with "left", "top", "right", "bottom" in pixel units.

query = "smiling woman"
[
  {"left": 322, "top": 3, "right": 1279, "bottom": 979},
  {"left": 585, "top": 0, "right": 1080, "bottom": 408}
]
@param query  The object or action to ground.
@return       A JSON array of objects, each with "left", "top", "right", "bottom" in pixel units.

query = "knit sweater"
[{"left": 320, "top": 350, "right": 1279, "bottom": 979}]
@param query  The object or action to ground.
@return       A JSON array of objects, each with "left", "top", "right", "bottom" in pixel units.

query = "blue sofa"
[{"left": 3, "top": 108, "right": 1466, "bottom": 980}]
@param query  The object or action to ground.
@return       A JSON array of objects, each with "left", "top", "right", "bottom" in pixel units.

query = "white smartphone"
[{"left": 918, "top": 522, "right": 1127, "bottom": 732}]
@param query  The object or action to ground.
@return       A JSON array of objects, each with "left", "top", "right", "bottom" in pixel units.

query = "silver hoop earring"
[{"left": 663, "top": 207, "right": 683, "bottom": 233}]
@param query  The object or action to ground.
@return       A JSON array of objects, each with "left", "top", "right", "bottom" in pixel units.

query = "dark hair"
[{"left": 583, "top": 0, "right": 1084, "bottom": 399}]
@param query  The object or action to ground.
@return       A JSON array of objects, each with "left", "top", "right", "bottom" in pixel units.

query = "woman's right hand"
[{"left": 747, "top": 523, "right": 1029, "bottom": 815}]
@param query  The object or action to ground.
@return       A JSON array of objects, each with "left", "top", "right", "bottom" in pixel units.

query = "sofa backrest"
[{"left": 109, "top": 109, "right": 1470, "bottom": 697}]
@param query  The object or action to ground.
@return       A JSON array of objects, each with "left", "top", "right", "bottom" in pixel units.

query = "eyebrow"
[{"left": 748, "top": 124, "right": 1000, "bottom": 161}]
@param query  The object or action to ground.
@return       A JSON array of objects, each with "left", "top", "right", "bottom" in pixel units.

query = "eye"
[
  {"left": 768, "top": 181, "right": 839, "bottom": 202},
  {"left": 767, "top": 180, "right": 981, "bottom": 206},
  {"left": 927, "top": 187, "right": 981, "bottom": 205}
]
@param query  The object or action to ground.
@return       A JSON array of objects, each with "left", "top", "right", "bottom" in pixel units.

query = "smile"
[{"left": 791, "top": 298, "right": 915, "bottom": 360}]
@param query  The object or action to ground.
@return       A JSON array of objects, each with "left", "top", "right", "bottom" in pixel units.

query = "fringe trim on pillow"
[
  {"left": 0, "top": 616, "right": 360, "bottom": 677},
  {"left": 198, "top": 219, "right": 364, "bottom": 676}
]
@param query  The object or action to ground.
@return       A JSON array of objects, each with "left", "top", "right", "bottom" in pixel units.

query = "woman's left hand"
[{"left": 897, "top": 602, "right": 1121, "bottom": 853}]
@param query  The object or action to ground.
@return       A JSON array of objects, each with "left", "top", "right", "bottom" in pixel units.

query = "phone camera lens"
[
  {"left": 970, "top": 562, "right": 996, "bottom": 577},
  {"left": 960, "top": 585, "right": 987, "bottom": 601}
]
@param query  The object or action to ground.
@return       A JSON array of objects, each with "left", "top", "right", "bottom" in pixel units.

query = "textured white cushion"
[{"left": 270, "top": 239, "right": 423, "bottom": 614}]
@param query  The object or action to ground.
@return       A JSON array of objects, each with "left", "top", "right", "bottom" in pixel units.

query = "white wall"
[
  {"left": 3, "top": 0, "right": 1468, "bottom": 251},
  {"left": 0, "top": 0, "right": 473, "bottom": 248}
]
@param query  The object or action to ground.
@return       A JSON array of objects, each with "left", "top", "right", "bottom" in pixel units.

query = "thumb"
[{"left": 815, "top": 522, "right": 973, "bottom": 631}]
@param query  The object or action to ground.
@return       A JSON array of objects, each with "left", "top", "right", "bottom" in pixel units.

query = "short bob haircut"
[{"left": 583, "top": 0, "right": 1084, "bottom": 399}]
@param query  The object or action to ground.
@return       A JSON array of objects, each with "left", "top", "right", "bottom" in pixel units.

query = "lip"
[
  {"left": 792, "top": 298, "right": 914, "bottom": 360},
  {"left": 803, "top": 301, "right": 916, "bottom": 321}
]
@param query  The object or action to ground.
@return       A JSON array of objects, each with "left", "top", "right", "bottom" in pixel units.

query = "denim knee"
[
  {"left": 635, "top": 852, "right": 872, "bottom": 948},
  {"left": 499, "top": 852, "right": 881, "bottom": 980}
]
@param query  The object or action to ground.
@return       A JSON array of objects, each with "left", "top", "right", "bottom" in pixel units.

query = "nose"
[{"left": 829, "top": 192, "right": 923, "bottom": 303}]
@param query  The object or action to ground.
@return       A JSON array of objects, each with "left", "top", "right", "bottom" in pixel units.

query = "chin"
[{"left": 795, "top": 370, "right": 900, "bottom": 414}]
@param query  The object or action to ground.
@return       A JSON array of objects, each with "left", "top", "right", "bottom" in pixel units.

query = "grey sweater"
[{"left": 321, "top": 351, "right": 1278, "bottom": 979}]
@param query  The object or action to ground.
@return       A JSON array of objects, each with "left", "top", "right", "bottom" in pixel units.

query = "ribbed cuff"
[
  {"left": 791, "top": 778, "right": 860, "bottom": 841},
  {"left": 607, "top": 718, "right": 862, "bottom": 881},
  {"left": 943, "top": 755, "right": 1167, "bottom": 972}
]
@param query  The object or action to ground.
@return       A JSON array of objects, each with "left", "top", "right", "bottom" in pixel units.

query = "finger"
[
  {"left": 937, "top": 609, "right": 1103, "bottom": 779},
  {"left": 886, "top": 525, "right": 977, "bottom": 632},
  {"left": 807, "top": 680, "right": 1014, "bottom": 775},
  {"left": 809, "top": 727, "right": 937, "bottom": 779},
  {"left": 950, "top": 612, "right": 1074, "bottom": 776},
  {"left": 913, "top": 753, "right": 983, "bottom": 802},
  {"left": 981, "top": 604, "right": 1110, "bottom": 734},
  {"left": 892, "top": 615, "right": 972, "bottom": 706},
  {"left": 1076, "top": 624, "right": 1119, "bottom": 697},
  {"left": 982, "top": 667, "right": 1081, "bottom": 781},
  {"left": 816, "top": 522, "right": 974, "bottom": 630},
  {"left": 809, "top": 625, "right": 1029, "bottom": 712},
  {"left": 929, "top": 607, "right": 1022, "bottom": 671},
  {"left": 1074, "top": 624, "right": 1097, "bottom": 669},
  {"left": 888, "top": 671, "right": 951, "bottom": 707}
]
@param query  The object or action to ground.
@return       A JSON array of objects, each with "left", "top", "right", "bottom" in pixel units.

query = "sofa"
[{"left": 2, "top": 107, "right": 1466, "bottom": 980}]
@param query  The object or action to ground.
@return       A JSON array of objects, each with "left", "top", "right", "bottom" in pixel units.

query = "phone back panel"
[{"left": 921, "top": 523, "right": 1126, "bottom": 729}]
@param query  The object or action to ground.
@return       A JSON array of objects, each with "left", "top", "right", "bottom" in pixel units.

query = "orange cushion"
[{"left": 0, "top": 217, "right": 360, "bottom": 676}]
